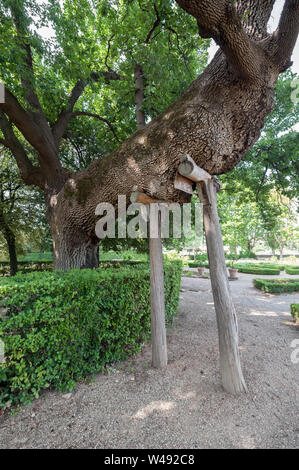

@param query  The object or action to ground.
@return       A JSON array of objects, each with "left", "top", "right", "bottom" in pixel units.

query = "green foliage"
[
  {"left": 285, "top": 266, "right": 299, "bottom": 275},
  {"left": 0, "top": 261, "right": 53, "bottom": 276},
  {"left": 0, "top": 260, "right": 182, "bottom": 408},
  {"left": 188, "top": 261, "right": 210, "bottom": 269},
  {"left": 238, "top": 267, "right": 281, "bottom": 275},
  {"left": 194, "top": 253, "right": 208, "bottom": 263},
  {"left": 290, "top": 304, "right": 299, "bottom": 323},
  {"left": 253, "top": 278, "right": 299, "bottom": 294}
]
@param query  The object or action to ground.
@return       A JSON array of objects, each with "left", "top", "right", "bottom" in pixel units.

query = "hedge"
[
  {"left": 237, "top": 267, "right": 281, "bottom": 275},
  {"left": 0, "top": 261, "right": 182, "bottom": 408},
  {"left": 290, "top": 304, "right": 299, "bottom": 323},
  {"left": 285, "top": 266, "right": 299, "bottom": 275},
  {"left": 0, "top": 261, "right": 53, "bottom": 276},
  {"left": 188, "top": 262, "right": 210, "bottom": 269},
  {"left": 253, "top": 278, "right": 299, "bottom": 293}
]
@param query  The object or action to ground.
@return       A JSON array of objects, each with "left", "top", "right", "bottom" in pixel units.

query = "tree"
[
  {"left": 219, "top": 193, "right": 265, "bottom": 254},
  {"left": 0, "top": 150, "right": 47, "bottom": 274},
  {"left": 261, "top": 191, "right": 298, "bottom": 259},
  {"left": 0, "top": 0, "right": 298, "bottom": 269}
]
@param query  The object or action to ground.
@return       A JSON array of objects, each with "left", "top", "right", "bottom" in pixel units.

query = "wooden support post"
[
  {"left": 200, "top": 179, "right": 247, "bottom": 394},
  {"left": 130, "top": 189, "right": 167, "bottom": 369},
  {"left": 178, "top": 155, "right": 247, "bottom": 394},
  {"left": 149, "top": 209, "right": 168, "bottom": 368}
]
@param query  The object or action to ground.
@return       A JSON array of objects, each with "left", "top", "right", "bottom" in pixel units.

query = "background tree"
[{"left": 0, "top": 150, "right": 47, "bottom": 274}]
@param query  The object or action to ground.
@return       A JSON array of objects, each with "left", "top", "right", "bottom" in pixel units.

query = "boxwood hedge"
[
  {"left": 253, "top": 278, "right": 299, "bottom": 293},
  {"left": 237, "top": 267, "right": 281, "bottom": 275},
  {"left": 285, "top": 266, "right": 299, "bottom": 275},
  {"left": 0, "top": 261, "right": 182, "bottom": 408},
  {"left": 290, "top": 304, "right": 299, "bottom": 323},
  {"left": 188, "top": 262, "right": 210, "bottom": 269}
]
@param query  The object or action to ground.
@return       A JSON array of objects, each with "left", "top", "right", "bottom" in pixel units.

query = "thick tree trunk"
[
  {"left": 51, "top": 221, "right": 99, "bottom": 271},
  {"left": 201, "top": 179, "right": 247, "bottom": 394}
]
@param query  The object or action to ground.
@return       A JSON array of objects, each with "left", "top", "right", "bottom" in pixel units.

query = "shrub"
[
  {"left": 194, "top": 253, "right": 208, "bottom": 262},
  {"left": 0, "top": 261, "right": 182, "bottom": 408},
  {"left": 238, "top": 267, "right": 281, "bottom": 275},
  {"left": 0, "top": 261, "right": 53, "bottom": 276},
  {"left": 253, "top": 278, "right": 299, "bottom": 294},
  {"left": 290, "top": 304, "right": 299, "bottom": 323},
  {"left": 285, "top": 266, "right": 299, "bottom": 275},
  {"left": 188, "top": 262, "right": 210, "bottom": 269},
  {"left": 239, "top": 250, "right": 257, "bottom": 259}
]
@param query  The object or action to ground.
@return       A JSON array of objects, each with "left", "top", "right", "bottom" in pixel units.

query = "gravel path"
[{"left": 0, "top": 273, "right": 298, "bottom": 449}]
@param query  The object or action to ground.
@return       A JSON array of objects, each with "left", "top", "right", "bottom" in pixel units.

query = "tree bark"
[
  {"left": 200, "top": 179, "right": 247, "bottom": 394},
  {"left": 0, "top": 208, "right": 18, "bottom": 276},
  {"left": 51, "top": 220, "right": 99, "bottom": 271}
]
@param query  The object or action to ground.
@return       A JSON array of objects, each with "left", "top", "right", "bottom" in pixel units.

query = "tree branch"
[
  {"left": 176, "top": 0, "right": 264, "bottom": 81},
  {"left": 71, "top": 111, "right": 120, "bottom": 142},
  {"left": 9, "top": 2, "right": 44, "bottom": 115},
  {"left": 52, "top": 79, "right": 89, "bottom": 148},
  {"left": 0, "top": 111, "right": 44, "bottom": 187},
  {"left": 272, "top": 0, "right": 299, "bottom": 71},
  {"left": 0, "top": 87, "right": 59, "bottom": 170},
  {"left": 145, "top": 3, "right": 160, "bottom": 44}
]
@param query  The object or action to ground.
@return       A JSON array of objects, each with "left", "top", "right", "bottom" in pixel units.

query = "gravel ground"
[{"left": 0, "top": 272, "right": 298, "bottom": 449}]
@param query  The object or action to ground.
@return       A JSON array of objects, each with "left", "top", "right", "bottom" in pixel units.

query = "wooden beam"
[
  {"left": 130, "top": 187, "right": 158, "bottom": 204},
  {"left": 174, "top": 172, "right": 194, "bottom": 195},
  {"left": 178, "top": 154, "right": 211, "bottom": 182}
]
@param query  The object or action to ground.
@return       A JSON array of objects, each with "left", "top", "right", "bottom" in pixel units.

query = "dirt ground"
[{"left": 0, "top": 272, "right": 298, "bottom": 449}]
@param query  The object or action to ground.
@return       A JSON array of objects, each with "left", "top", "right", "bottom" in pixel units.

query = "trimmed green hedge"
[
  {"left": 188, "top": 262, "right": 210, "bottom": 269},
  {"left": 0, "top": 261, "right": 182, "bottom": 408},
  {"left": 0, "top": 261, "right": 53, "bottom": 276},
  {"left": 290, "top": 304, "right": 299, "bottom": 323},
  {"left": 285, "top": 266, "right": 299, "bottom": 275},
  {"left": 253, "top": 278, "right": 299, "bottom": 293},
  {"left": 238, "top": 267, "right": 281, "bottom": 275}
]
